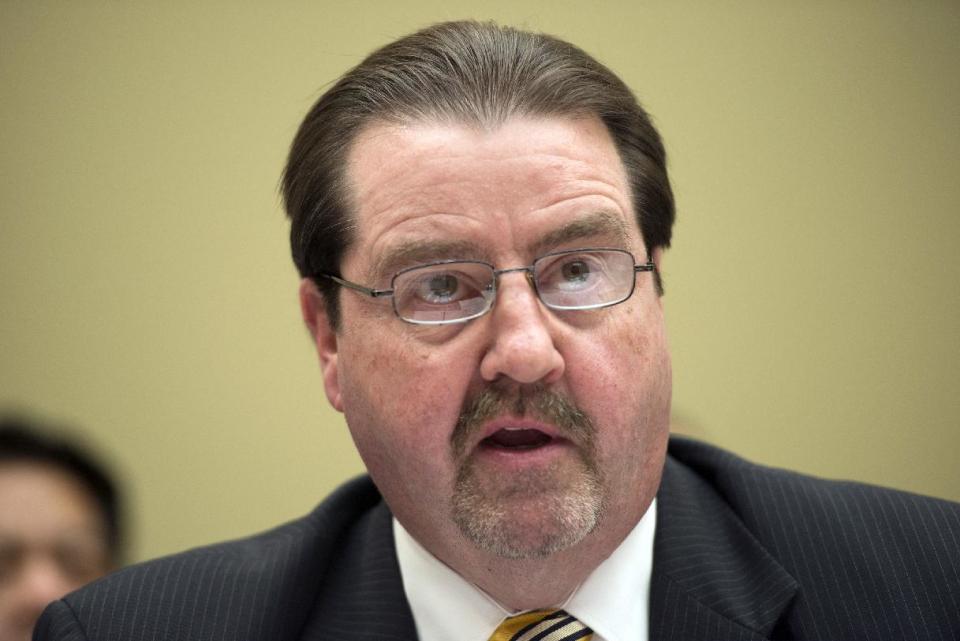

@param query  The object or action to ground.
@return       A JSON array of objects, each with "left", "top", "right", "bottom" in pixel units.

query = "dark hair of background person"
[
  {"left": 282, "top": 20, "right": 675, "bottom": 330},
  {"left": 0, "top": 417, "right": 123, "bottom": 564}
]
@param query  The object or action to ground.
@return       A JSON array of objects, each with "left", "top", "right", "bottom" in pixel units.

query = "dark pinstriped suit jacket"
[{"left": 35, "top": 437, "right": 960, "bottom": 641}]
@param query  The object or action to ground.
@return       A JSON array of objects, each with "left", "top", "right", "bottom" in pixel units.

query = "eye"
[
  {"left": 539, "top": 253, "right": 603, "bottom": 293},
  {"left": 393, "top": 262, "right": 494, "bottom": 324},
  {"left": 560, "top": 259, "right": 591, "bottom": 286},
  {"left": 0, "top": 540, "right": 25, "bottom": 583},
  {"left": 420, "top": 273, "right": 461, "bottom": 303},
  {"left": 399, "top": 265, "right": 488, "bottom": 308},
  {"left": 52, "top": 540, "right": 108, "bottom": 581}
]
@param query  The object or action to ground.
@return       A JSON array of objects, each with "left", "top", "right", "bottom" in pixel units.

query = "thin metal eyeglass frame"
[{"left": 313, "top": 247, "right": 657, "bottom": 324}]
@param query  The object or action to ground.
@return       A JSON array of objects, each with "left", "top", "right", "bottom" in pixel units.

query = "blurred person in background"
[{"left": 0, "top": 416, "right": 122, "bottom": 641}]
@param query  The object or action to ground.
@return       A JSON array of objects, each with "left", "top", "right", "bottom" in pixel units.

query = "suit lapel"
[
  {"left": 650, "top": 456, "right": 799, "bottom": 641},
  {"left": 297, "top": 448, "right": 800, "bottom": 641},
  {"left": 299, "top": 501, "right": 419, "bottom": 641}
]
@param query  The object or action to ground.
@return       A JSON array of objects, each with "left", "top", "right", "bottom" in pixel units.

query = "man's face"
[
  {"left": 0, "top": 462, "right": 111, "bottom": 641},
  {"left": 301, "top": 115, "right": 671, "bottom": 565}
]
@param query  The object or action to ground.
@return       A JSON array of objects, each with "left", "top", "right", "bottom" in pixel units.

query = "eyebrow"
[
  {"left": 372, "top": 239, "right": 484, "bottom": 281},
  {"left": 529, "top": 211, "right": 631, "bottom": 256},
  {"left": 371, "top": 210, "right": 632, "bottom": 279}
]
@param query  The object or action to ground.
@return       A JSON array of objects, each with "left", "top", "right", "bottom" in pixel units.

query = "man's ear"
[
  {"left": 652, "top": 246, "right": 665, "bottom": 271},
  {"left": 651, "top": 246, "right": 666, "bottom": 301},
  {"left": 299, "top": 278, "right": 344, "bottom": 412}
]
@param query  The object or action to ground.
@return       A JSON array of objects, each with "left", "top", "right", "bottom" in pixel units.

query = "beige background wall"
[{"left": 2, "top": 1, "right": 957, "bottom": 562}]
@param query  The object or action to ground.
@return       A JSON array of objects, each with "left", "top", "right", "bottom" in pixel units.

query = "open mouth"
[{"left": 480, "top": 428, "right": 554, "bottom": 451}]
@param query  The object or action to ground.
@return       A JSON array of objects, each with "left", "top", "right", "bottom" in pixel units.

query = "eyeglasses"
[{"left": 315, "top": 248, "right": 656, "bottom": 325}]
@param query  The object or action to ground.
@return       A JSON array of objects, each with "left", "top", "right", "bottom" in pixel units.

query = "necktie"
[{"left": 488, "top": 609, "right": 594, "bottom": 641}]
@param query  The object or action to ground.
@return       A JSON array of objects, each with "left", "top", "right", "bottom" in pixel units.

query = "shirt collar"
[
  {"left": 394, "top": 499, "right": 656, "bottom": 641},
  {"left": 394, "top": 518, "right": 506, "bottom": 641},
  {"left": 565, "top": 499, "right": 656, "bottom": 641}
]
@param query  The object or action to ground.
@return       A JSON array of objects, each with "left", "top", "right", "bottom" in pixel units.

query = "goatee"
[{"left": 450, "top": 383, "right": 605, "bottom": 559}]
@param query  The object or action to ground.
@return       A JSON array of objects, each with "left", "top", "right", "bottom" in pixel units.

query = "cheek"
[
  {"left": 337, "top": 331, "right": 470, "bottom": 481},
  {"left": 574, "top": 307, "right": 671, "bottom": 457}
]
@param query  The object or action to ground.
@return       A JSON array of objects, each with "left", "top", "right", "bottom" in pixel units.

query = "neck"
[{"left": 468, "top": 553, "right": 595, "bottom": 611}]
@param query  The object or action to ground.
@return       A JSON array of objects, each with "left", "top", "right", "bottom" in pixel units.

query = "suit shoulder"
[
  {"left": 668, "top": 435, "right": 960, "bottom": 520},
  {"left": 667, "top": 436, "right": 960, "bottom": 587},
  {"left": 36, "top": 476, "right": 385, "bottom": 641}
]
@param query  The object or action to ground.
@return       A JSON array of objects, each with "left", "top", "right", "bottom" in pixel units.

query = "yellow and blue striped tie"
[{"left": 488, "top": 609, "right": 594, "bottom": 641}]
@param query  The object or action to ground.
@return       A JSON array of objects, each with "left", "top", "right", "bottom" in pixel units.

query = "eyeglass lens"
[{"left": 392, "top": 249, "right": 637, "bottom": 324}]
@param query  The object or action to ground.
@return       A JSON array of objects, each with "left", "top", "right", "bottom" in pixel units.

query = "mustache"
[{"left": 451, "top": 383, "right": 596, "bottom": 459}]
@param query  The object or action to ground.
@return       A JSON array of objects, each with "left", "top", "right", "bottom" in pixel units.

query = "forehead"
[
  {"left": 342, "top": 115, "right": 639, "bottom": 277},
  {"left": 0, "top": 462, "right": 103, "bottom": 535}
]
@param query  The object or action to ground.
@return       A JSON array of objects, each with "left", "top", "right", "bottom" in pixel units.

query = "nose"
[
  {"left": 14, "top": 556, "right": 77, "bottom": 623},
  {"left": 479, "top": 272, "right": 565, "bottom": 384}
]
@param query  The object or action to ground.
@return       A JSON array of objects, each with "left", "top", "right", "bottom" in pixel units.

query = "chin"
[{"left": 451, "top": 465, "right": 605, "bottom": 560}]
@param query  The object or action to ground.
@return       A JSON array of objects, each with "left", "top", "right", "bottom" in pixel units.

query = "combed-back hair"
[{"left": 283, "top": 20, "right": 674, "bottom": 328}]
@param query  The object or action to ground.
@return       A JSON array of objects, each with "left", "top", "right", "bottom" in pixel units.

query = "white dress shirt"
[{"left": 394, "top": 499, "right": 656, "bottom": 641}]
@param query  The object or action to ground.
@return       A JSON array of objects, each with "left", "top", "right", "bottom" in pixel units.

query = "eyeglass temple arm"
[
  {"left": 635, "top": 261, "right": 657, "bottom": 273},
  {"left": 316, "top": 274, "right": 394, "bottom": 299}
]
